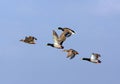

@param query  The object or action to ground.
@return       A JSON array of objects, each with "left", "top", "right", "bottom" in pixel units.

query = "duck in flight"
[
  {"left": 47, "top": 30, "right": 68, "bottom": 49},
  {"left": 20, "top": 36, "right": 37, "bottom": 44},
  {"left": 81, "top": 53, "right": 101, "bottom": 64},
  {"left": 58, "top": 27, "right": 75, "bottom": 37},
  {"left": 63, "top": 49, "right": 79, "bottom": 59}
]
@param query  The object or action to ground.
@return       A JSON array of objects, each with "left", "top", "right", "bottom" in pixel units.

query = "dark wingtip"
[
  {"left": 72, "top": 30, "right": 76, "bottom": 34},
  {"left": 58, "top": 27, "right": 63, "bottom": 30},
  {"left": 58, "top": 27, "right": 62, "bottom": 29}
]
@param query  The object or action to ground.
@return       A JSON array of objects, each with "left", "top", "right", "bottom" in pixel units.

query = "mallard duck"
[
  {"left": 47, "top": 30, "right": 68, "bottom": 49},
  {"left": 58, "top": 27, "right": 75, "bottom": 37},
  {"left": 63, "top": 49, "right": 79, "bottom": 59},
  {"left": 81, "top": 53, "right": 101, "bottom": 64},
  {"left": 20, "top": 36, "right": 37, "bottom": 44}
]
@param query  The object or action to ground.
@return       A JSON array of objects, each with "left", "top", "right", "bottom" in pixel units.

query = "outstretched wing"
[
  {"left": 59, "top": 32, "right": 67, "bottom": 45},
  {"left": 94, "top": 53, "right": 100, "bottom": 57},
  {"left": 63, "top": 28, "right": 75, "bottom": 38},
  {"left": 24, "top": 36, "right": 31, "bottom": 42},
  {"left": 91, "top": 53, "right": 101, "bottom": 60},
  {"left": 64, "top": 28, "right": 75, "bottom": 34},
  {"left": 52, "top": 30, "right": 59, "bottom": 45},
  {"left": 28, "top": 36, "right": 34, "bottom": 41}
]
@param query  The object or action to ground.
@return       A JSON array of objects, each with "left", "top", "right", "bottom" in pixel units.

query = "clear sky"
[{"left": 0, "top": 0, "right": 120, "bottom": 84}]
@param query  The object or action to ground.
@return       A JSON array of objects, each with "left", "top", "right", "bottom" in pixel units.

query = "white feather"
[{"left": 91, "top": 54, "right": 97, "bottom": 60}]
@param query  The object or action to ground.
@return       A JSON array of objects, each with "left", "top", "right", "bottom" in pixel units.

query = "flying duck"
[
  {"left": 63, "top": 49, "right": 79, "bottom": 59},
  {"left": 47, "top": 30, "right": 68, "bottom": 49},
  {"left": 20, "top": 36, "right": 37, "bottom": 44},
  {"left": 81, "top": 53, "right": 101, "bottom": 64},
  {"left": 58, "top": 27, "right": 75, "bottom": 37}
]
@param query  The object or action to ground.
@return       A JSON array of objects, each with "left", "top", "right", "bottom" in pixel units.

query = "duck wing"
[
  {"left": 91, "top": 54, "right": 97, "bottom": 60},
  {"left": 24, "top": 36, "right": 30, "bottom": 42},
  {"left": 52, "top": 30, "right": 59, "bottom": 45},
  {"left": 64, "top": 28, "right": 75, "bottom": 34},
  {"left": 27, "top": 36, "right": 34, "bottom": 42},
  {"left": 91, "top": 53, "right": 100, "bottom": 60},
  {"left": 59, "top": 32, "right": 67, "bottom": 45},
  {"left": 72, "top": 50, "right": 79, "bottom": 55},
  {"left": 94, "top": 53, "right": 101, "bottom": 58},
  {"left": 68, "top": 50, "right": 76, "bottom": 59},
  {"left": 65, "top": 50, "right": 74, "bottom": 57},
  {"left": 63, "top": 29, "right": 75, "bottom": 38}
]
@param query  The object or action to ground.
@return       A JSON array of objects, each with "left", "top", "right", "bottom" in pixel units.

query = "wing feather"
[
  {"left": 52, "top": 30, "right": 59, "bottom": 45},
  {"left": 91, "top": 53, "right": 100, "bottom": 60}
]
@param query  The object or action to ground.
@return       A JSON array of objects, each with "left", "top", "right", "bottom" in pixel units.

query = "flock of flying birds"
[{"left": 20, "top": 27, "right": 101, "bottom": 64}]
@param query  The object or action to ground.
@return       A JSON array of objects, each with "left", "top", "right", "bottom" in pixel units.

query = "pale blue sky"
[{"left": 0, "top": 0, "right": 120, "bottom": 84}]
